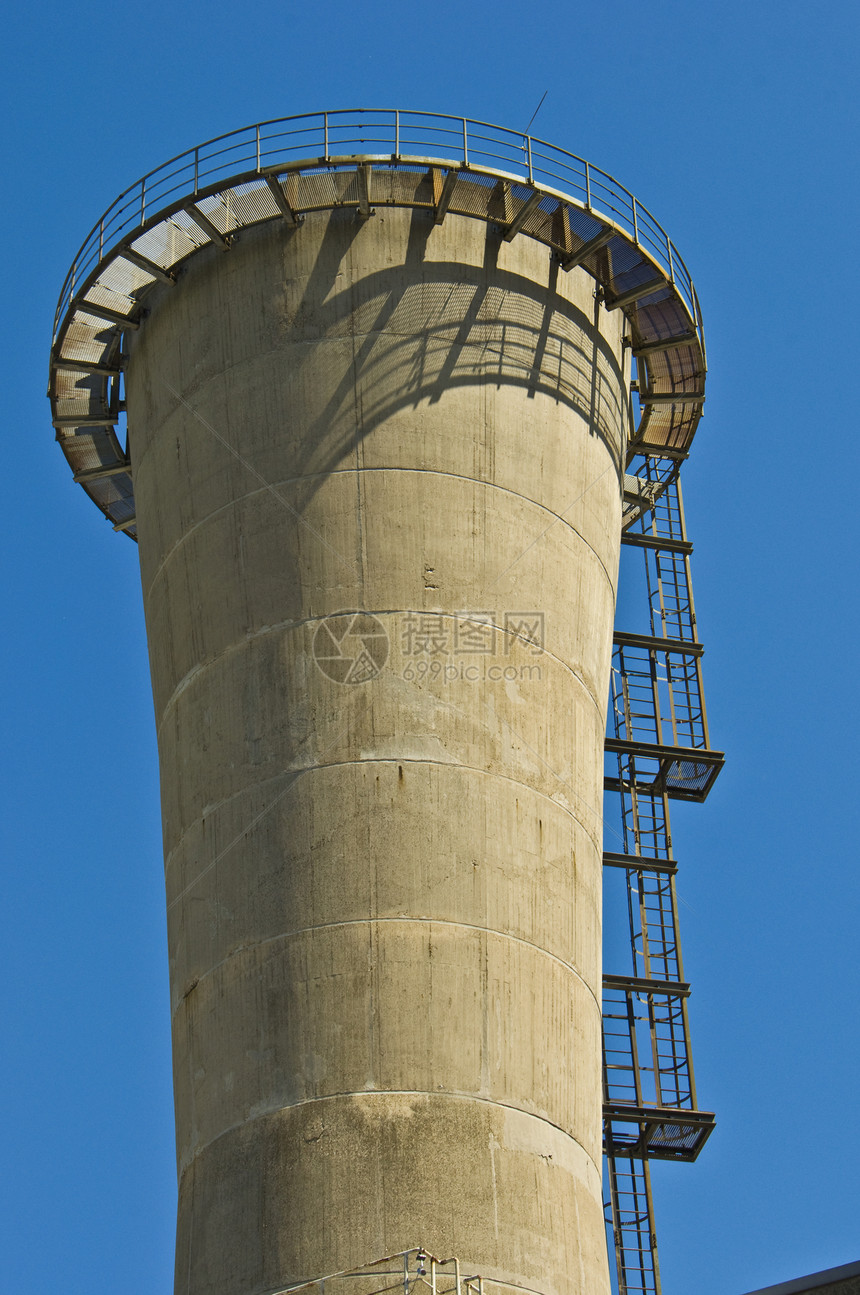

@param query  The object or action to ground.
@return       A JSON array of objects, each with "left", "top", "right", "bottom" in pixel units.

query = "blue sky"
[{"left": 2, "top": 3, "right": 858, "bottom": 1293}]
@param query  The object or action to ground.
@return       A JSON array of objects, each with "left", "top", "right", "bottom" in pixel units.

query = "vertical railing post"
[
  {"left": 256, "top": 122, "right": 261, "bottom": 172},
  {"left": 99, "top": 218, "right": 104, "bottom": 261},
  {"left": 526, "top": 134, "right": 533, "bottom": 184},
  {"left": 667, "top": 237, "right": 675, "bottom": 286},
  {"left": 323, "top": 111, "right": 329, "bottom": 162},
  {"left": 697, "top": 283, "right": 704, "bottom": 346},
  {"left": 682, "top": 997, "right": 698, "bottom": 1106},
  {"left": 394, "top": 108, "right": 400, "bottom": 160},
  {"left": 431, "top": 1259, "right": 437, "bottom": 1295},
  {"left": 140, "top": 178, "right": 146, "bottom": 225},
  {"left": 632, "top": 195, "right": 639, "bottom": 245},
  {"left": 585, "top": 159, "right": 592, "bottom": 209},
  {"left": 462, "top": 117, "right": 468, "bottom": 167},
  {"left": 404, "top": 1251, "right": 410, "bottom": 1295},
  {"left": 693, "top": 283, "right": 706, "bottom": 365},
  {"left": 454, "top": 1258, "right": 461, "bottom": 1295},
  {"left": 194, "top": 146, "right": 199, "bottom": 196}
]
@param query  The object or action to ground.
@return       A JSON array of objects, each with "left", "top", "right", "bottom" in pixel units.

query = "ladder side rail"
[
  {"left": 606, "top": 1153, "right": 662, "bottom": 1295},
  {"left": 651, "top": 991, "right": 693, "bottom": 1107},
  {"left": 679, "top": 996, "right": 700, "bottom": 1109},
  {"left": 603, "top": 984, "right": 640, "bottom": 1106}
]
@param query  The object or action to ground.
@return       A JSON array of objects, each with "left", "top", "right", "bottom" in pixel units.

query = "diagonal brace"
[
  {"left": 559, "top": 225, "right": 614, "bottom": 271},
  {"left": 433, "top": 167, "right": 459, "bottom": 224},
  {"left": 182, "top": 202, "right": 230, "bottom": 249},
  {"left": 502, "top": 189, "right": 543, "bottom": 242}
]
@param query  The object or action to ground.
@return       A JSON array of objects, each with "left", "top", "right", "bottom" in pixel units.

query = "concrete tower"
[{"left": 49, "top": 111, "right": 707, "bottom": 1295}]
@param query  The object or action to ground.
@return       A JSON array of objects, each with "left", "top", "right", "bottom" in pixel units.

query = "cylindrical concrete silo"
[{"left": 49, "top": 111, "right": 707, "bottom": 1295}]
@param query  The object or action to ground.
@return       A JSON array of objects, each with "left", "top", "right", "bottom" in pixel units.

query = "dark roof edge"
[{"left": 742, "top": 1260, "right": 860, "bottom": 1295}]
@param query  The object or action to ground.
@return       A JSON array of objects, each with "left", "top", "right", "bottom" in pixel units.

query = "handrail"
[
  {"left": 49, "top": 110, "right": 708, "bottom": 541},
  {"left": 267, "top": 1247, "right": 490, "bottom": 1295},
  {"left": 52, "top": 108, "right": 698, "bottom": 341}
]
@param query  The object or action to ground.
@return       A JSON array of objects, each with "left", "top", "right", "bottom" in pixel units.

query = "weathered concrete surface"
[{"left": 126, "top": 204, "right": 627, "bottom": 1295}]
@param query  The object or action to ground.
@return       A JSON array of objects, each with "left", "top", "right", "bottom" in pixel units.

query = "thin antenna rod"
[{"left": 524, "top": 90, "right": 548, "bottom": 135}]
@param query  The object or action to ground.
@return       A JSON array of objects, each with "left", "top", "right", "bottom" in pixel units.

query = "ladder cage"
[{"left": 603, "top": 467, "right": 719, "bottom": 1293}]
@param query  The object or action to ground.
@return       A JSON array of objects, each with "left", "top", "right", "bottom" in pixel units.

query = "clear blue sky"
[{"left": 2, "top": 3, "right": 858, "bottom": 1293}]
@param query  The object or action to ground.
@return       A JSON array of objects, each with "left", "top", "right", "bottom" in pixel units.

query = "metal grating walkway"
[{"left": 48, "top": 109, "right": 707, "bottom": 539}]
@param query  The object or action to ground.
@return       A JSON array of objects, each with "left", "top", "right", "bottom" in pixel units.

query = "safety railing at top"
[{"left": 53, "top": 109, "right": 699, "bottom": 342}]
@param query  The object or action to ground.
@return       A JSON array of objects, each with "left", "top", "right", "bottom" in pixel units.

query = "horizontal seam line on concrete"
[
  {"left": 176, "top": 1088, "right": 604, "bottom": 1185},
  {"left": 145, "top": 465, "right": 618, "bottom": 600},
  {"left": 155, "top": 607, "right": 608, "bottom": 729},
  {"left": 170, "top": 916, "right": 602, "bottom": 1023},
  {"left": 163, "top": 755, "right": 605, "bottom": 876}
]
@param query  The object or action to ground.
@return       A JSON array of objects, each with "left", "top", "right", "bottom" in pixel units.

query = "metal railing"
[
  {"left": 53, "top": 108, "right": 699, "bottom": 341},
  {"left": 269, "top": 1249, "right": 487, "bottom": 1295}
]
